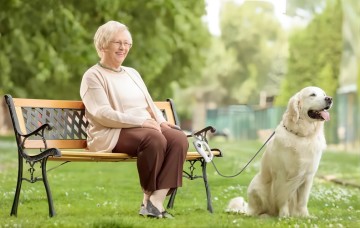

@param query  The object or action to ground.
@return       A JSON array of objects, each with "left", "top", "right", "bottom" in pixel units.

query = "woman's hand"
[
  {"left": 142, "top": 119, "right": 161, "bottom": 132},
  {"left": 160, "top": 122, "right": 181, "bottom": 130}
]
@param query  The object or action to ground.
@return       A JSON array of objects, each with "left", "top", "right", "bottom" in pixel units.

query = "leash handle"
[{"left": 192, "top": 133, "right": 214, "bottom": 163}]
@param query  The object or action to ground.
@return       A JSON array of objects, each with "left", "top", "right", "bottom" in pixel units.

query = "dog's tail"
[{"left": 225, "top": 197, "right": 248, "bottom": 214}]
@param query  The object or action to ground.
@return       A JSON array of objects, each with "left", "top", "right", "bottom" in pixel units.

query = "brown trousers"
[{"left": 112, "top": 126, "right": 189, "bottom": 195}]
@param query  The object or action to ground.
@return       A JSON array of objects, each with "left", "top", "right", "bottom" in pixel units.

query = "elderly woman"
[{"left": 80, "top": 20, "right": 189, "bottom": 219}]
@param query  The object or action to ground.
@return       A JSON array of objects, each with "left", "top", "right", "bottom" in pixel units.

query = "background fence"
[{"left": 206, "top": 93, "right": 359, "bottom": 150}]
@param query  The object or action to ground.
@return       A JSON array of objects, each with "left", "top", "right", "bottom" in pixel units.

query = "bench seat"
[
  {"left": 47, "top": 150, "right": 221, "bottom": 162},
  {"left": 4, "top": 94, "right": 223, "bottom": 217}
]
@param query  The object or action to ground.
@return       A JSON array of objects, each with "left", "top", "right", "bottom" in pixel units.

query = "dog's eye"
[{"left": 310, "top": 93, "right": 316, "bottom": 97}]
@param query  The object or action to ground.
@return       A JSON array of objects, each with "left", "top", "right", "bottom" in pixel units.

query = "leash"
[{"left": 196, "top": 131, "right": 275, "bottom": 178}]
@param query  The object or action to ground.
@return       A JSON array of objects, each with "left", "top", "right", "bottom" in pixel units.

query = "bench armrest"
[
  {"left": 19, "top": 123, "right": 61, "bottom": 162},
  {"left": 20, "top": 123, "right": 53, "bottom": 150},
  {"left": 187, "top": 126, "right": 216, "bottom": 142}
]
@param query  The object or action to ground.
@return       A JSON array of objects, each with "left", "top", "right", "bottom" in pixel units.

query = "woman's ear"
[{"left": 286, "top": 93, "right": 300, "bottom": 123}]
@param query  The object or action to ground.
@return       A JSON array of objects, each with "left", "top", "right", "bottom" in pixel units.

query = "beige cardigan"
[{"left": 80, "top": 64, "right": 166, "bottom": 152}]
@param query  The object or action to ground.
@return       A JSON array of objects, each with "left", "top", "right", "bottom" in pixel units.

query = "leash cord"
[{"left": 209, "top": 131, "right": 275, "bottom": 178}]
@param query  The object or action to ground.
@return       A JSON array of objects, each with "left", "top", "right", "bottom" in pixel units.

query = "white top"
[{"left": 115, "top": 71, "right": 151, "bottom": 119}]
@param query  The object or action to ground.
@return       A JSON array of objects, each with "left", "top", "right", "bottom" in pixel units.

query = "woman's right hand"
[{"left": 141, "top": 119, "right": 161, "bottom": 132}]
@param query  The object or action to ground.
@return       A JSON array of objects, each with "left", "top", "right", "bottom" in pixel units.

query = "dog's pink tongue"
[{"left": 321, "top": 110, "right": 330, "bottom": 121}]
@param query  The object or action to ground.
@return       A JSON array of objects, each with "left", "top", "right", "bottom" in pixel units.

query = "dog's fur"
[{"left": 226, "top": 86, "right": 333, "bottom": 217}]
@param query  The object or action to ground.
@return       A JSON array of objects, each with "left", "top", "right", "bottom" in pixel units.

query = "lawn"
[{"left": 0, "top": 136, "right": 359, "bottom": 228}]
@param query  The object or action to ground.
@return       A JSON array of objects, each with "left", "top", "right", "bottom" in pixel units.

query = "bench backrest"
[{"left": 4, "top": 95, "right": 179, "bottom": 149}]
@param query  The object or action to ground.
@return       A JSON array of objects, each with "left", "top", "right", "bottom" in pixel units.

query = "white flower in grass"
[
  {"left": 96, "top": 186, "right": 105, "bottom": 191},
  {"left": 227, "top": 186, "right": 235, "bottom": 190}
]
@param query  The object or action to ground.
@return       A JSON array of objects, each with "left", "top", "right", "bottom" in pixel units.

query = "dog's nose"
[{"left": 325, "top": 96, "right": 332, "bottom": 104}]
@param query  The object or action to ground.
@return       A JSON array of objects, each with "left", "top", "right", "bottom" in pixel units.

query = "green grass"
[{"left": 0, "top": 136, "right": 359, "bottom": 227}]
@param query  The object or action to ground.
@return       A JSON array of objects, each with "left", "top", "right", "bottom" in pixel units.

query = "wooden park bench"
[{"left": 4, "top": 94, "right": 223, "bottom": 217}]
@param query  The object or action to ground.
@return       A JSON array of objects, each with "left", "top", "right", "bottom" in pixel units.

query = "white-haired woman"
[{"left": 80, "top": 20, "right": 188, "bottom": 219}]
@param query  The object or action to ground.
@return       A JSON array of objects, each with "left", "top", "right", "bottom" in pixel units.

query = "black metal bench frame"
[{"left": 4, "top": 94, "right": 223, "bottom": 217}]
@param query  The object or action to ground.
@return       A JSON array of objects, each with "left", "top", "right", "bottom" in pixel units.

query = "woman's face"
[{"left": 102, "top": 29, "right": 132, "bottom": 68}]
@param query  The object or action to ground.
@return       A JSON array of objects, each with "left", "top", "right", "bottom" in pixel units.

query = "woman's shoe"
[
  {"left": 146, "top": 200, "right": 162, "bottom": 218},
  {"left": 161, "top": 211, "right": 175, "bottom": 219},
  {"left": 139, "top": 204, "right": 147, "bottom": 216}
]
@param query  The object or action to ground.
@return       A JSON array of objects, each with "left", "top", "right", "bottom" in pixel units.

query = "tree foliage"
[
  {"left": 0, "top": 0, "right": 210, "bottom": 100},
  {"left": 275, "top": 0, "right": 343, "bottom": 105},
  {"left": 286, "top": 0, "right": 327, "bottom": 17},
  {"left": 217, "top": 1, "right": 286, "bottom": 105}
]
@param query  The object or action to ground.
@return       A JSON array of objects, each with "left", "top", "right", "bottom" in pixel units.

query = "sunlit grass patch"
[{"left": 0, "top": 137, "right": 359, "bottom": 227}]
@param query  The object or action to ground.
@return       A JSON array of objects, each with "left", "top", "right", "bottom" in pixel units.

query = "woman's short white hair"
[{"left": 94, "top": 20, "right": 131, "bottom": 58}]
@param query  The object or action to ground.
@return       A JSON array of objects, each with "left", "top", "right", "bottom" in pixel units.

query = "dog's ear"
[{"left": 286, "top": 93, "right": 300, "bottom": 122}]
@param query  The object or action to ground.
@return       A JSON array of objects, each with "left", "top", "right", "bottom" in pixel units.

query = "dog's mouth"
[{"left": 308, "top": 106, "right": 331, "bottom": 121}]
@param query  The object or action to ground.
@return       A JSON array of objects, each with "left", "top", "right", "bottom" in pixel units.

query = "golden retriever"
[{"left": 226, "top": 86, "right": 333, "bottom": 217}]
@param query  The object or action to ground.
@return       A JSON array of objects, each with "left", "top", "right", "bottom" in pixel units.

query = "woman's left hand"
[{"left": 160, "top": 122, "right": 181, "bottom": 130}]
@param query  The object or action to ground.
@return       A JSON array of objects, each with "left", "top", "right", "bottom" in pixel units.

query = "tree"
[
  {"left": 0, "top": 0, "right": 210, "bottom": 100},
  {"left": 217, "top": 1, "right": 286, "bottom": 105},
  {"left": 286, "top": 0, "right": 327, "bottom": 17},
  {"left": 275, "top": 0, "right": 343, "bottom": 105}
]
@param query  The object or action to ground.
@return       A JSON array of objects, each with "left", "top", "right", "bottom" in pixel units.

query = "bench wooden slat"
[
  {"left": 15, "top": 106, "right": 27, "bottom": 134},
  {"left": 47, "top": 150, "right": 221, "bottom": 162},
  {"left": 13, "top": 98, "right": 85, "bottom": 109},
  {"left": 24, "top": 140, "right": 87, "bottom": 149}
]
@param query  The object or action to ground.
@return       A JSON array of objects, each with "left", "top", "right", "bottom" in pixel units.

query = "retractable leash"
[
  {"left": 193, "top": 131, "right": 275, "bottom": 178},
  {"left": 192, "top": 132, "right": 214, "bottom": 163}
]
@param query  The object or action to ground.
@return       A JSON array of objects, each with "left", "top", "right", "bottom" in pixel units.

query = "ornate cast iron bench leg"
[
  {"left": 10, "top": 155, "right": 24, "bottom": 216},
  {"left": 42, "top": 157, "right": 56, "bottom": 217},
  {"left": 10, "top": 156, "right": 56, "bottom": 217},
  {"left": 166, "top": 159, "right": 214, "bottom": 213},
  {"left": 166, "top": 188, "right": 177, "bottom": 209},
  {"left": 201, "top": 160, "right": 213, "bottom": 213}
]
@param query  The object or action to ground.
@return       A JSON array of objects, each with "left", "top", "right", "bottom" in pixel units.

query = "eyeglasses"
[{"left": 111, "top": 41, "right": 132, "bottom": 48}]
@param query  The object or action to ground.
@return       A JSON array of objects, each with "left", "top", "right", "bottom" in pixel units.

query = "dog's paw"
[
  {"left": 225, "top": 197, "right": 248, "bottom": 214},
  {"left": 279, "top": 207, "right": 290, "bottom": 218},
  {"left": 295, "top": 207, "right": 310, "bottom": 217}
]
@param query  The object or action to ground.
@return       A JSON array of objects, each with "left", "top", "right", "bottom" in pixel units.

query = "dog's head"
[{"left": 286, "top": 86, "right": 333, "bottom": 123}]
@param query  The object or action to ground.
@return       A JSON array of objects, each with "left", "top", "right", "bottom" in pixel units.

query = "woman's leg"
[
  {"left": 112, "top": 127, "right": 188, "bottom": 215},
  {"left": 157, "top": 127, "right": 189, "bottom": 195},
  {"left": 147, "top": 127, "right": 189, "bottom": 213},
  {"left": 112, "top": 128, "right": 167, "bottom": 194}
]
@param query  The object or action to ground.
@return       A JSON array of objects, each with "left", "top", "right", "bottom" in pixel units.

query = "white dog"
[{"left": 226, "top": 86, "right": 333, "bottom": 217}]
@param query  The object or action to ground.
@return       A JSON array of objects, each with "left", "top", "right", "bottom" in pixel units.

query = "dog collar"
[{"left": 283, "top": 124, "right": 305, "bottom": 137}]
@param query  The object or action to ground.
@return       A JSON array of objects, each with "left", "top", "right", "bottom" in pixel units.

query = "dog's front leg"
[
  {"left": 279, "top": 201, "right": 290, "bottom": 217},
  {"left": 295, "top": 175, "right": 314, "bottom": 217},
  {"left": 275, "top": 181, "right": 291, "bottom": 217}
]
